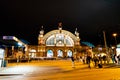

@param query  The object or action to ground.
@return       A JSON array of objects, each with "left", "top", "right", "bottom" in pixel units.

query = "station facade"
[{"left": 27, "top": 23, "right": 81, "bottom": 58}]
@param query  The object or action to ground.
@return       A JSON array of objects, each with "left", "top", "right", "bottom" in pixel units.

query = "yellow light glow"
[{"left": 112, "top": 33, "right": 117, "bottom": 37}]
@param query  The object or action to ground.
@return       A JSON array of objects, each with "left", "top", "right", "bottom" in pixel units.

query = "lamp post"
[
  {"left": 112, "top": 33, "right": 117, "bottom": 55},
  {"left": 112, "top": 33, "right": 117, "bottom": 46}
]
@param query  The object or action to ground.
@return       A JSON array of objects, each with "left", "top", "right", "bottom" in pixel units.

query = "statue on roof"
[
  {"left": 58, "top": 22, "right": 62, "bottom": 33},
  {"left": 40, "top": 26, "right": 44, "bottom": 35},
  {"left": 75, "top": 28, "right": 79, "bottom": 37}
]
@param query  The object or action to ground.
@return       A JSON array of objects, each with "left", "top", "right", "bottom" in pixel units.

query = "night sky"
[{"left": 0, "top": 0, "right": 120, "bottom": 46}]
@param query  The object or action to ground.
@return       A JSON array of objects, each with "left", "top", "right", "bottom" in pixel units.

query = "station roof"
[
  {"left": 81, "top": 41, "right": 95, "bottom": 47},
  {"left": 0, "top": 36, "right": 29, "bottom": 47}
]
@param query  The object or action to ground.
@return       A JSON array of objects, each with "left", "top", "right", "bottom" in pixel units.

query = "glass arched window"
[
  {"left": 57, "top": 50, "right": 63, "bottom": 57},
  {"left": 47, "top": 50, "right": 53, "bottom": 57},
  {"left": 46, "top": 33, "right": 74, "bottom": 46},
  {"left": 67, "top": 50, "right": 73, "bottom": 57},
  {"left": 46, "top": 35, "right": 55, "bottom": 46}
]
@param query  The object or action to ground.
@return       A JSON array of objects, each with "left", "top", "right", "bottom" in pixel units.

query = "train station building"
[{"left": 27, "top": 23, "right": 81, "bottom": 58}]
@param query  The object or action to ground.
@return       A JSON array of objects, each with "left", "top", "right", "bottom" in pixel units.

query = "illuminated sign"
[{"left": 3, "top": 36, "right": 14, "bottom": 40}]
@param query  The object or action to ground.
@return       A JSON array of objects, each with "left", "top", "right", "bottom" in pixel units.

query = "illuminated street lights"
[
  {"left": 112, "top": 33, "right": 117, "bottom": 46},
  {"left": 112, "top": 33, "right": 117, "bottom": 55}
]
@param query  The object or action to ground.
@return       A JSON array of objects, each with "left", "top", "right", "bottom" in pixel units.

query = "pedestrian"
[
  {"left": 86, "top": 55, "right": 92, "bottom": 68},
  {"left": 103, "top": 55, "right": 107, "bottom": 64},
  {"left": 86, "top": 50, "right": 92, "bottom": 68},
  {"left": 111, "top": 53, "right": 115, "bottom": 63},
  {"left": 114, "top": 54, "right": 118, "bottom": 64},
  {"left": 93, "top": 54, "right": 99, "bottom": 68},
  {"left": 82, "top": 55, "right": 86, "bottom": 64},
  {"left": 71, "top": 56, "right": 75, "bottom": 68},
  {"left": 98, "top": 54, "right": 102, "bottom": 64}
]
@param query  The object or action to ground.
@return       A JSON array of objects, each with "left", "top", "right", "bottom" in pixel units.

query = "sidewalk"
[
  {"left": 0, "top": 60, "right": 119, "bottom": 75},
  {"left": 0, "top": 60, "right": 88, "bottom": 75}
]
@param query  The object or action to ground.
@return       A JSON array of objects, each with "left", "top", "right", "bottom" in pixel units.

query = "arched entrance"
[
  {"left": 67, "top": 50, "right": 73, "bottom": 57},
  {"left": 47, "top": 50, "right": 54, "bottom": 57},
  {"left": 57, "top": 49, "right": 63, "bottom": 57}
]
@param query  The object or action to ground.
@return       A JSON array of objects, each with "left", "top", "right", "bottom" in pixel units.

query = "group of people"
[
  {"left": 70, "top": 49, "right": 109, "bottom": 68},
  {"left": 71, "top": 54, "right": 105, "bottom": 68},
  {"left": 70, "top": 47, "right": 120, "bottom": 69}
]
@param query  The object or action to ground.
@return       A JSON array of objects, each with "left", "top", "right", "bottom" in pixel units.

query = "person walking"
[
  {"left": 71, "top": 56, "right": 75, "bottom": 68},
  {"left": 86, "top": 55, "right": 92, "bottom": 68},
  {"left": 93, "top": 54, "right": 99, "bottom": 68},
  {"left": 86, "top": 49, "right": 92, "bottom": 68}
]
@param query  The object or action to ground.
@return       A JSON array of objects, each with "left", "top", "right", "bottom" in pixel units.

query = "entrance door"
[
  {"left": 57, "top": 50, "right": 63, "bottom": 58},
  {"left": 47, "top": 50, "right": 53, "bottom": 57},
  {"left": 67, "top": 50, "right": 72, "bottom": 57}
]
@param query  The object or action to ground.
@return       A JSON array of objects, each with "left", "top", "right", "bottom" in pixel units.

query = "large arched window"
[
  {"left": 57, "top": 50, "right": 63, "bottom": 57},
  {"left": 67, "top": 50, "right": 73, "bottom": 57},
  {"left": 46, "top": 33, "right": 74, "bottom": 46},
  {"left": 47, "top": 50, "right": 53, "bottom": 57},
  {"left": 46, "top": 35, "right": 55, "bottom": 46}
]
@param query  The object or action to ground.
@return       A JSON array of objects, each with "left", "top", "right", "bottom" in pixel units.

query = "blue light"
[{"left": 18, "top": 42, "right": 22, "bottom": 46}]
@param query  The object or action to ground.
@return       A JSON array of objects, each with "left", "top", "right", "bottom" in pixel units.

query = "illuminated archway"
[
  {"left": 47, "top": 50, "right": 54, "bottom": 57},
  {"left": 57, "top": 49, "right": 63, "bottom": 57},
  {"left": 46, "top": 33, "right": 74, "bottom": 46},
  {"left": 44, "top": 30, "right": 79, "bottom": 46},
  {"left": 67, "top": 50, "right": 73, "bottom": 57}
]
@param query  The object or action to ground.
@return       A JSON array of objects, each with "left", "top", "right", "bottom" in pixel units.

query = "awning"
[{"left": 81, "top": 41, "right": 95, "bottom": 47}]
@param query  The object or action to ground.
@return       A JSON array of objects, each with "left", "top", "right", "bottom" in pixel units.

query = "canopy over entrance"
[{"left": 81, "top": 41, "right": 95, "bottom": 47}]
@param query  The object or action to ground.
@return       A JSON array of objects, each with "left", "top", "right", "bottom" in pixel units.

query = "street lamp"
[
  {"left": 112, "top": 33, "right": 117, "bottom": 46},
  {"left": 112, "top": 33, "right": 117, "bottom": 55}
]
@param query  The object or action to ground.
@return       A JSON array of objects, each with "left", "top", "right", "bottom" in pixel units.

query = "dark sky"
[{"left": 0, "top": 0, "right": 120, "bottom": 46}]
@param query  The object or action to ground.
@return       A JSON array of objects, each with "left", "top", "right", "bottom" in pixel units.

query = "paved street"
[
  {"left": 38, "top": 68, "right": 120, "bottom": 80},
  {"left": 0, "top": 59, "right": 120, "bottom": 80}
]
